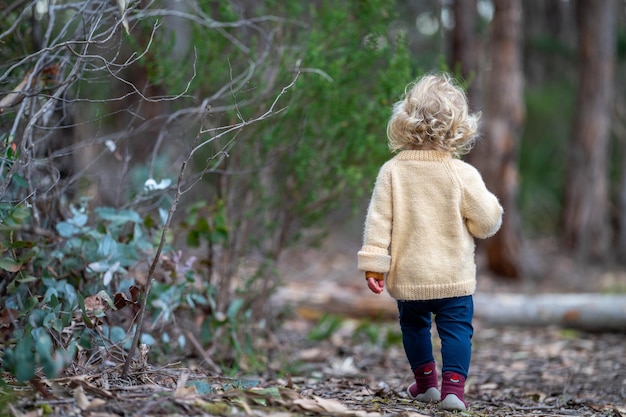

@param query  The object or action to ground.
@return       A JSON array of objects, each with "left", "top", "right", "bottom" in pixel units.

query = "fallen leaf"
[
  {"left": 74, "top": 385, "right": 90, "bottom": 410},
  {"left": 83, "top": 295, "right": 108, "bottom": 315},
  {"left": 175, "top": 372, "right": 197, "bottom": 397},
  {"left": 294, "top": 395, "right": 349, "bottom": 413}
]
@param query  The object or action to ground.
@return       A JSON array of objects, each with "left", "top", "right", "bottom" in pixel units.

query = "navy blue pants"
[{"left": 397, "top": 295, "right": 474, "bottom": 377}]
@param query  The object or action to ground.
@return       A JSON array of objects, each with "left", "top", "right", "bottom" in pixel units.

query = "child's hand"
[
  {"left": 367, "top": 277, "right": 384, "bottom": 294},
  {"left": 365, "top": 272, "right": 384, "bottom": 294}
]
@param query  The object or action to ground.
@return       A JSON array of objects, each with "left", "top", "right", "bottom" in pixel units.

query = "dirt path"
[
  {"left": 285, "top": 320, "right": 626, "bottom": 416},
  {"left": 274, "top": 219, "right": 626, "bottom": 416}
]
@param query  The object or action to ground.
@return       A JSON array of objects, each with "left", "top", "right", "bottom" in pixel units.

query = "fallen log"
[
  {"left": 273, "top": 281, "right": 397, "bottom": 321},
  {"left": 473, "top": 293, "right": 626, "bottom": 331},
  {"left": 274, "top": 282, "right": 626, "bottom": 331}
]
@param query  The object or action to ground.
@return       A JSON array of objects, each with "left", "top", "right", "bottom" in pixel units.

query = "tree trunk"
[
  {"left": 562, "top": 0, "right": 616, "bottom": 260},
  {"left": 522, "top": 0, "right": 548, "bottom": 84},
  {"left": 616, "top": 103, "right": 626, "bottom": 262},
  {"left": 452, "top": 0, "right": 488, "bottom": 174},
  {"left": 451, "top": 0, "right": 479, "bottom": 109},
  {"left": 482, "top": 0, "right": 525, "bottom": 278}
]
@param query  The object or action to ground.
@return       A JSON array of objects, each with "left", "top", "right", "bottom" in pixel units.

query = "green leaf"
[
  {"left": 185, "top": 380, "right": 213, "bottom": 394},
  {"left": 11, "top": 174, "right": 28, "bottom": 189},
  {"left": 307, "top": 314, "right": 343, "bottom": 341},
  {"left": 96, "top": 207, "right": 142, "bottom": 224},
  {"left": 60, "top": 282, "right": 78, "bottom": 310},
  {"left": 28, "top": 310, "right": 47, "bottom": 328},
  {"left": 70, "top": 213, "right": 88, "bottom": 227},
  {"left": 41, "top": 355, "right": 65, "bottom": 379},
  {"left": 141, "top": 333, "right": 156, "bottom": 345},
  {"left": 16, "top": 275, "right": 38, "bottom": 283},
  {"left": 97, "top": 234, "right": 117, "bottom": 258},
  {"left": 0, "top": 258, "right": 21, "bottom": 272},
  {"left": 15, "top": 334, "right": 35, "bottom": 382},
  {"left": 43, "top": 312, "right": 61, "bottom": 332},
  {"left": 35, "top": 332, "right": 54, "bottom": 361},
  {"left": 159, "top": 207, "right": 169, "bottom": 225},
  {"left": 9, "top": 240, "right": 36, "bottom": 249},
  {"left": 104, "top": 325, "right": 127, "bottom": 344},
  {"left": 227, "top": 298, "right": 245, "bottom": 322},
  {"left": 56, "top": 222, "right": 79, "bottom": 238},
  {"left": 77, "top": 293, "right": 95, "bottom": 329},
  {"left": 42, "top": 287, "right": 59, "bottom": 304}
]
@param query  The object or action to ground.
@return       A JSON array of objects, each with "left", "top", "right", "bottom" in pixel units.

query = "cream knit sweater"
[{"left": 358, "top": 150, "right": 503, "bottom": 301}]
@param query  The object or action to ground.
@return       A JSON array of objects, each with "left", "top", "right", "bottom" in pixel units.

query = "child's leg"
[
  {"left": 397, "top": 300, "right": 435, "bottom": 369},
  {"left": 433, "top": 295, "right": 474, "bottom": 410},
  {"left": 397, "top": 300, "right": 440, "bottom": 402}
]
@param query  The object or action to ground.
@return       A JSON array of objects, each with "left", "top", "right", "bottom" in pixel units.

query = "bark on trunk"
[
  {"left": 562, "top": 0, "right": 616, "bottom": 260},
  {"left": 482, "top": 0, "right": 525, "bottom": 278},
  {"left": 451, "top": 0, "right": 479, "bottom": 109}
]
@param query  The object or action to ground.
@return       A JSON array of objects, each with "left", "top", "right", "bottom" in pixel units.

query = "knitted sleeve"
[
  {"left": 456, "top": 161, "right": 503, "bottom": 239},
  {"left": 357, "top": 163, "right": 393, "bottom": 273}
]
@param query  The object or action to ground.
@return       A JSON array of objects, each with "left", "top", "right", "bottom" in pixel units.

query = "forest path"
[
  {"left": 6, "top": 217, "right": 626, "bottom": 416},
  {"left": 272, "top": 215, "right": 626, "bottom": 416}
]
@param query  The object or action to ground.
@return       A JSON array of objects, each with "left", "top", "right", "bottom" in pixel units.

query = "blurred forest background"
[{"left": 1, "top": 0, "right": 626, "bottom": 386}]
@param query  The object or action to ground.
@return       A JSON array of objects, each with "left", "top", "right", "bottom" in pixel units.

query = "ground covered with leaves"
[
  {"left": 2, "top": 319, "right": 625, "bottom": 416},
  {"left": 3, "top": 234, "right": 626, "bottom": 416}
]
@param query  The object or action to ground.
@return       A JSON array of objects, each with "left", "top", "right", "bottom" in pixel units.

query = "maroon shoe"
[
  {"left": 407, "top": 362, "right": 441, "bottom": 402},
  {"left": 440, "top": 371, "right": 468, "bottom": 410}
]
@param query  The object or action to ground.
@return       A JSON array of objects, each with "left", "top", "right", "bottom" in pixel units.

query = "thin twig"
[{"left": 122, "top": 140, "right": 194, "bottom": 377}]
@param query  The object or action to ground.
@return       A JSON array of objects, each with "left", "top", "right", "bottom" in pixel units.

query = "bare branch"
[
  {"left": 121, "top": 67, "right": 299, "bottom": 376},
  {"left": 121, "top": 101, "right": 210, "bottom": 377}
]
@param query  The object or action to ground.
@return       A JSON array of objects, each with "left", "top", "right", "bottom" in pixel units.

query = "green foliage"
[
  {"left": 526, "top": 34, "right": 576, "bottom": 62},
  {"left": 183, "top": 200, "right": 229, "bottom": 248},
  {"left": 353, "top": 320, "right": 403, "bottom": 349},
  {"left": 0, "top": 201, "right": 153, "bottom": 381},
  {"left": 142, "top": 0, "right": 412, "bottom": 254},
  {"left": 0, "top": 135, "right": 26, "bottom": 206},
  {"left": 122, "top": 0, "right": 413, "bottom": 373},
  {"left": 0, "top": 196, "right": 269, "bottom": 380},
  {"left": 519, "top": 82, "right": 575, "bottom": 235},
  {"left": 307, "top": 314, "right": 402, "bottom": 349},
  {"left": 1, "top": 0, "right": 413, "bottom": 383},
  {"left": 264, "top": 0, "right": 412, "bottom": 208},
  {"left": 619, "top": 27, "right": 626, "bottom": 61},
  {"left": 307, "top": 314, "right": 344, "bottom": 342}
]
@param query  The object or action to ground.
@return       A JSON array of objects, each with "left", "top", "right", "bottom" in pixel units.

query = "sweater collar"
[{"left": 396, "top": 150, "right": 452, "bottom": 161}]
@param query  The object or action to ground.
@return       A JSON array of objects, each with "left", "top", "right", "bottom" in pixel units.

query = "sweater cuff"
[{"left": 358, "top": 246, "right": 391, "bottom": 273}]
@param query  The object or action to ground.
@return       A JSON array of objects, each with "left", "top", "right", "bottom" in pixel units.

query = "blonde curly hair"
[{"left": 387, "top": 73, "right": 480, "bottom": 155}]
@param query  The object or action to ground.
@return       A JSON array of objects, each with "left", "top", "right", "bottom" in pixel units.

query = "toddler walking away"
[{"left": 357, "top": 73, "right": 503, "bottom": 411}]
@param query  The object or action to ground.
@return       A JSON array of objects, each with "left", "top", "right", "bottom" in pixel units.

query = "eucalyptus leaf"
[
  {"left": 107, "top": 326, "right": 127, "bottom": 343},
  {"left": 16, "top": 275, "right": 38, "bottom": 283},
  {"left": 141, "top": 333, "right": 156, "bottom": 345},
  {"left": 35, "top": 332, "right": 54, "bottom": 360},
  {"left": 56, "top": 221, "right": 78, "bottom": 238},
  {"left": 15, "top": 355, "right": 35, "bottom": 382},
  {"left": 97, "top": 234, "right": 117, "bottom": 258},
  {"left": 41, "top": 354, "right": 65, "bottom": 378},
  {"left": 0, "top": 258, "right": 21, "bottom": 272},
  {"left": 70, "top": 213, "right": 88, "bottom": 227},
  {"left": 185, "top": 380, "right": 213, "bottom": 394},
  {"left": 96, "top": 207, "right": 142, "bottom": 224},
  {"left": 227, "top": 298, "right": 245, "bottom": 322}
]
